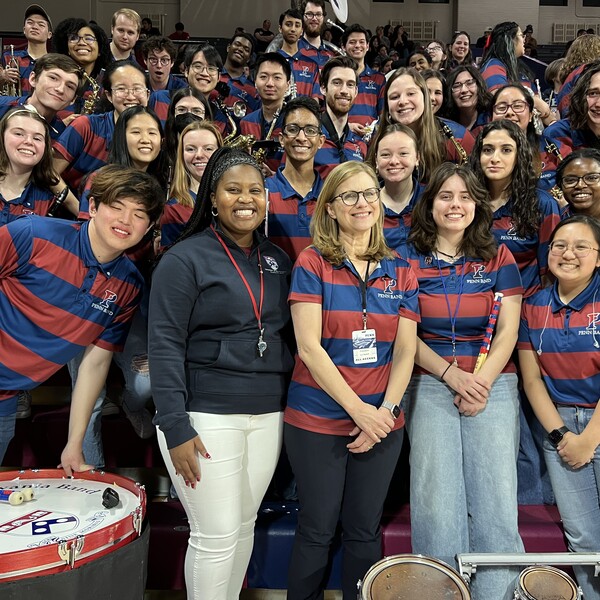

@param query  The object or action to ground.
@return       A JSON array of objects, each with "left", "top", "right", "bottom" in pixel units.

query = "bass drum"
[
  {"left": 515, "top": 566, "right": 581, "bottom": 600},
  {"left": 358, "top": 554, "right": 471, "bottom": 599}
]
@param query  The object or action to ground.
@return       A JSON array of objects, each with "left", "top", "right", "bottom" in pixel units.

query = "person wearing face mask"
[
  {"left": 161, "top": 121, "right": 223, "bottom": 249},
  {"left": 519, "top": 215, "right": 600, "bottom": 600},
  {"left": 266, "top": 97, "right": 325, "bottom": 262},
  {"left": 149, "top": 147, "right": 293, "bottom": 600}
]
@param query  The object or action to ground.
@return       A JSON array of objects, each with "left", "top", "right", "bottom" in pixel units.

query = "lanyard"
[
  {"left": 436, "top": 255, "right": 466, "bottom": 366},
  {"left": 211, "top": 226, "right": 267, "bottom": 357},
  {"left": 353, "top": 260, "right": 371, "bottom": 330}
]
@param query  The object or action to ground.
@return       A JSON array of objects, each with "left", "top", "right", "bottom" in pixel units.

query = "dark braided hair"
[{"left": 469, "top": 120, "right": 540, "bottom": 238}]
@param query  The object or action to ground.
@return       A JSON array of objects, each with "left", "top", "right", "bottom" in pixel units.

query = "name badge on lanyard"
[{"left": 351, "top": 259, "right": 378, "bottom": 364}]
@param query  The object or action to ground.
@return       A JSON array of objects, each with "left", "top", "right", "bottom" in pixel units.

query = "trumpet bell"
[{"left": 329, "top": 0, "right": 348, "bottom": 23}]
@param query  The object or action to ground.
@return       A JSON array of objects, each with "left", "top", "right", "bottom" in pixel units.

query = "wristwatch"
[
  {"left": 548, "top": 426, "right": 570, "bottom": 448},
  {"left": 381, "top": 401, "right": 401, "bottom": 419}
]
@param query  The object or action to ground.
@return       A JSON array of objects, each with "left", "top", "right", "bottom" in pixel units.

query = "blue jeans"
[
  {"left": 544, "top": 405, "right": 600, "bottom": 600},
  {"left": 403, "top": 373, "right": 524, "bottom": 600},
  {"left": 112, "top": 311, "right": 152, "bottom": 413},
  {"left": 68, "top": 351, "right": 105, "bottom": 468},
  {"left": 0, "top": 396, "right": 17, "bottom": 465}
]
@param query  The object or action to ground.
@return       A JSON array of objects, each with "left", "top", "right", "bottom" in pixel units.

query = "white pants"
[{"left": 157, "top": 411, "right": 283, "bottom": 600}]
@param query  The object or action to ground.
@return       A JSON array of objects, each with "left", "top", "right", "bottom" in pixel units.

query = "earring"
[{"left": 211, "top": 205, "right": 218, "bottom": 217}]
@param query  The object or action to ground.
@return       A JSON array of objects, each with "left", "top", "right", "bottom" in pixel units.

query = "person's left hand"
[
  {"left": 454, "top": 393, "right": 487, "bottom": 416},
  {"left": 558, "top": 432, "right": 596, "bottom": 469}
]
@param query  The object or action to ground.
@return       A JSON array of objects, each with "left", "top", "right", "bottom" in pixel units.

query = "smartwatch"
[
  {"left": 548, "top": 426, "right": 570, "bottom": 448},
  {"left": 381, "top": 401, "right": 401, "bottom": 419}
]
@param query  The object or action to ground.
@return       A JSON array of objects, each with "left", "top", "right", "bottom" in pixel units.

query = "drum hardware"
[
  {"left": 58, "top": 536, "right": 85, "bottom": 568},
  {"left": 457, "top": 552, "right": 600, "bottom": 583},
  {"left": 102, "top": 487, "right": 120, "bottom": 509}
]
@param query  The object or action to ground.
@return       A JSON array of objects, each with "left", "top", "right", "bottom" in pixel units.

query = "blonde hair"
[
  {"left": 559, "top": 35, "right": 600, "bottom": 83},
  {"left": 310, "top": 162, "right": 394, "bottom": 266},
  {"left": 170, "top": 121, "right": 223, "bottom": 209},
  {"left": 111, "top": 8, "right": 141, "bottom": 32},
  {"left": 377, "top": 67, "right": 446, "bottom": 181}
]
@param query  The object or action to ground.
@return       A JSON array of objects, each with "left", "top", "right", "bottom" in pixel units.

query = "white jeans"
[{"left": 157, "top": 411, "right": 283, "bottom": 600}]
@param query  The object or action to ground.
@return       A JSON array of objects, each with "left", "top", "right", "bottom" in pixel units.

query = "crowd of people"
[{"left": 1, "top": 2, "right": 600, "bottom": 599}]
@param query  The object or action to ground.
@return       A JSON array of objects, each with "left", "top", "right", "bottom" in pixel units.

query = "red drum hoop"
[
  {"left": 0, "top": 469, "right": 146, "bottom": 582},
  {"left": 515, "top": 565, "right": 581, "bottom": 600},
  {"left": 358, "top": 553, "right": 471, "bottom": 599}
]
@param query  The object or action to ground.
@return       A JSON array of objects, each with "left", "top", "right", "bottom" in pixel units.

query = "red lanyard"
[{"left": 211, "top": 226, "right": 267, "bottom": 357}]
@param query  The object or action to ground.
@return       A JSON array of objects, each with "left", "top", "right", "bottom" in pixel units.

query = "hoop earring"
[{"left": 211, "top": 205, "right": 218, "bottom": 217}]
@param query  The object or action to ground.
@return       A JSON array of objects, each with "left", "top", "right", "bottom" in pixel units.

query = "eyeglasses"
[
  {"left": 561, "top": 173, "right": 600, "bottom": 188},
  {"left": 304, "top": 11, "right": 324, "bottom": 19},
  {"left": 451, "top": 78, "right": 477, "bottom": 92},
  {"left": 174, "top": 106, "right": 205, "bottom": 118},
  {"left": 111, "top": 86, "right": 149, "bottom": 98},
  {"left": 190, "top": 62, "right": 220, "bottom": 76},
  {"left": 549, "top": 241, "right": 600, "bottom": 258},
  {"left": 427, "top": 45, "right": 443, "bottom": 52},
  {"left": 332, "top": 188, "right": 380, "bottom": 206},
  {"left": 493, "top": 100, "right": 528, "bottom": 114},
  {"left": 283, "top": 123, "right": 321, "bottom": 137},
  {"left": 68, "top": 33, "right": 97, "bottom": 45},
  {"left": 148, "top": 57, "right": 172, "bottom": 67}
]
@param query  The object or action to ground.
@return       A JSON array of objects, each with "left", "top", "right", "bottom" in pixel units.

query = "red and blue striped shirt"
[
  {"left": 277, "top": 49, "right": 321, "bottom": 99},
  {"left": 404, "top": 243, "right": 523, "bottom": 374},
  {"left": 518, "top": 272, "right": 600, "bottom": 407},
  {"left": 348, "top": 66, "right": 385, "bottom": 128},
  {"left": 265, "top": 167, "right": 323, "bottom": 262},
  {"left": 0, "top": 182, "right": 55, "bottom": 225},
  {"left": 285, "top": 246, "right": 420, "bottom": 435},
  {"left": 0, "top": 216, "right": 143, "bottom": 401}
]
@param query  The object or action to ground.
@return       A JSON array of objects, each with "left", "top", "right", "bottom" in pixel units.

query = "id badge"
[{"left": 352, "top": 329, "right": 377, "bottom": 364}]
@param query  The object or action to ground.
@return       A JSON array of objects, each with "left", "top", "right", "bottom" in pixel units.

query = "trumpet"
[{"left": 2, "top": 45, "right": 21, "bottom": 97}]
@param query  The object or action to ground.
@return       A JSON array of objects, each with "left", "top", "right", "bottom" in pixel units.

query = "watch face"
[
  {"left": 548, "top": 429, "right": 564, "bottom": 447},
  {"left": 391, "top": 405, "right": 401, "bottom": 418}
]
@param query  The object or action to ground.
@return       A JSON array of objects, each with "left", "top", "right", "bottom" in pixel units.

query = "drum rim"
[
  {"left": 518, "top": 564, "right": 579, "bottom": 597},
  {"left": 360, "top": 553, "right": 471, "bottom": 597},
  {"left": 0, "top": 469, "right": 146, "bottom": 581}
]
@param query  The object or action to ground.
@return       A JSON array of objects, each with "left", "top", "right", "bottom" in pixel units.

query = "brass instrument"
[
  {"left": 439, "top": 120, "right": 468, "bottom": 165},
  {"left": 80, "top": 70, "right": 101, "bottom": 115},
  {"left": 286, "top": 72, "right": 297, "bottom": 101},
  {"left": 253, "top": 106, "right": 282, "bottom": 165},
  {"left": 213, "top": 94, "right": 255, "bottom": 152},
  {"left": 363, "top": 118, "right": 378, "bottom": 144},
  {"left": 545, "top": 139, "right": 566, "bottom": 206},
  {"left": 2, "top": 45, "right": 21, "bottom": 97}
]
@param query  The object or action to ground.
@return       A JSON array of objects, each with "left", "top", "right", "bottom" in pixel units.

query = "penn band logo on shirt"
[
  {"left": 466, "top": 264, "right": 492, "bottom": 284},
  {"left": 351, "top": 145, "right": 363, "bottom": 160},
  {"left": 298, "top": 66, "right": 312, "bottom": 79},
  {"left": 365, "top": 80, "right": 377, "bottom": 90},
  {"left": 92, "top": 290, "right": 118, "bottom": 316},
  {"left": 579, "top": 312, "right": 600, "bottom": 336},
  {"left": 500, "top": 220, "right": 526, "bottom": 241},
  {"left": 378, "top": 277, "right": 403, "bottom": 300},
  {"left": 262, "top": 255, "right": 285, "bottom": 274}
]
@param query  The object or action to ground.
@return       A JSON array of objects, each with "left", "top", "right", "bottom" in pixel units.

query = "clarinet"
[
  {"left": 439, "top": 120, "right": 468, "bottom": 165},
  {"left": 47, "top": 187, "right": 69, "bottom": 218}
]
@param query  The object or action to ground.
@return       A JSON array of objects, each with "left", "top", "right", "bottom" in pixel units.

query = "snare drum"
[
  {"left": 515, "top": 565, "right": 581, "bottom": 600},
  {"left": 358, "top": 554, "right": 471, "bottom": 599},
  {"left": 0, "top": 469, "right": 146, "bottom": 582}
]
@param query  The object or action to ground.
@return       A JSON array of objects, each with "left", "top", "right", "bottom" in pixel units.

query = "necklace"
[{"left": 436, "top": 249, "right": 461, "bottom": 261}]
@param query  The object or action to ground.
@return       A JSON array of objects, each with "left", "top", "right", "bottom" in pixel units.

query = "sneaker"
[
  {"left": 122, "top": 403, "right": 155, "bottom": 439},
  {"left": 16, "top": 390, "right": 32, "bottom": 419},
  {"left": 101, "top": 398, "right": 121, "bottom": 417}
]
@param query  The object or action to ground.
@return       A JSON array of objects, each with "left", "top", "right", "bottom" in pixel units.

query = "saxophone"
[
  {"left": 253, "top": 106, "right": 282, "bottom": 165},
  {"left": 80, "top": 70, "right": 101, "bottom": 114},
  {"left": 213, "top": 94, "right": 255, "bottom": 151},
  {"left": 545, "top": 139, "right": 566, "bottom": 205},
  {"left": 2, "top": 45, "right": 21, "bottom": 97},
  {"left": 439, "top": 120, "right": 468, "bottom": 165}
]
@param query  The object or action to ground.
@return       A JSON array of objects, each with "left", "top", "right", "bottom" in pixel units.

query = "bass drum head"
[
  {"left": 360, "top": 554, "right": 471, "bottom": 600},
  {"left": 517, "top": 566, "right": 580, "bottom": 600}
]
